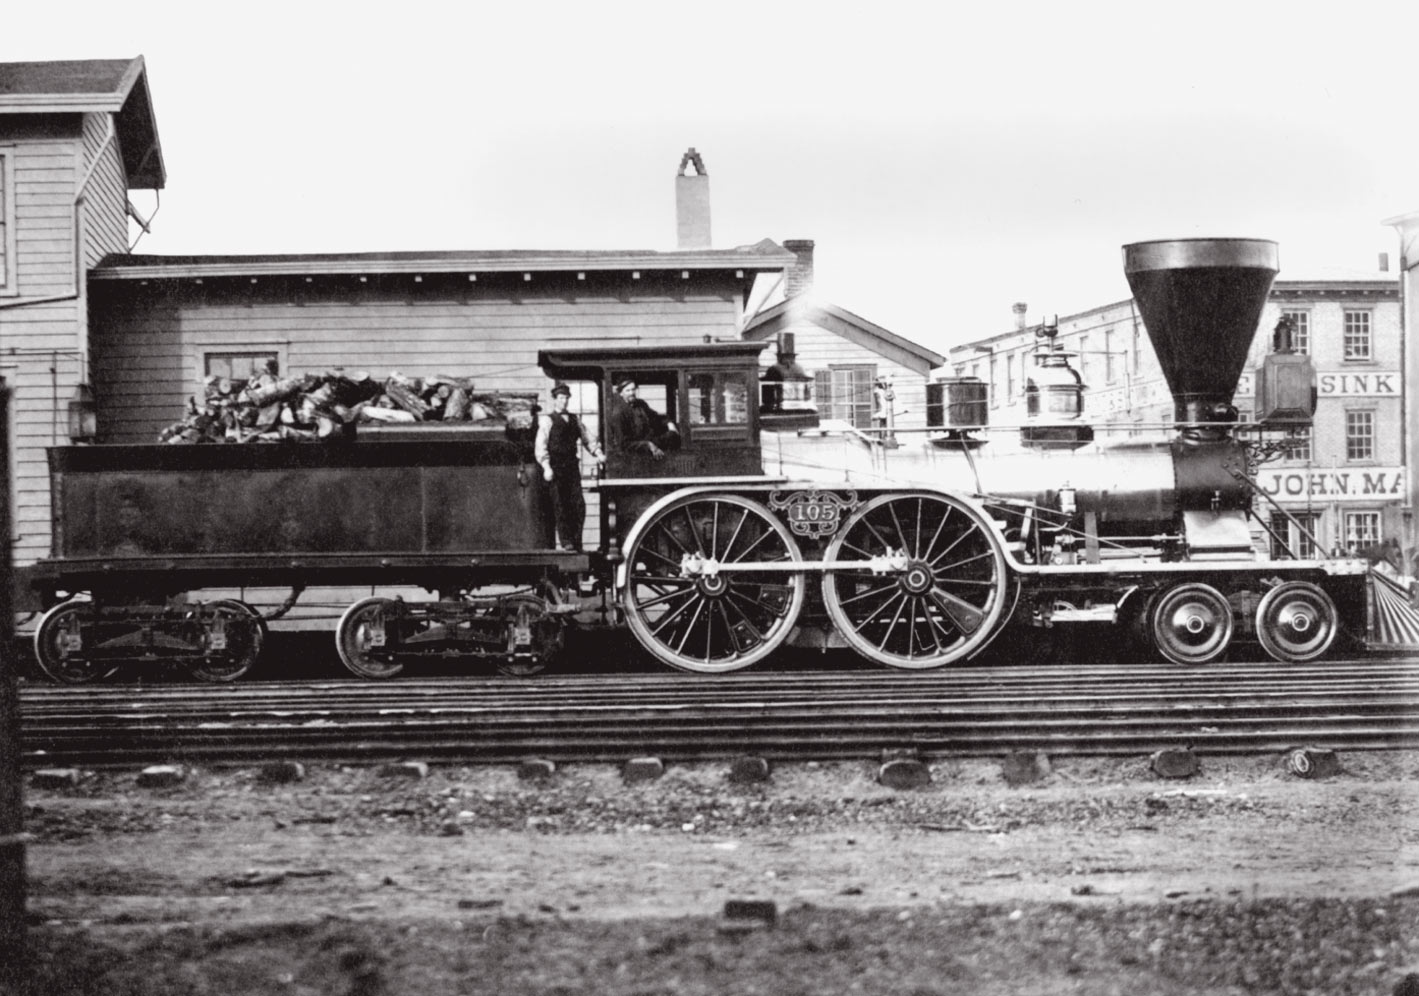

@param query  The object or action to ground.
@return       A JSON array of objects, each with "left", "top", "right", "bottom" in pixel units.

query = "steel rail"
[{"left": 17, "top": 658, "right": 1419, "bottom": 768}]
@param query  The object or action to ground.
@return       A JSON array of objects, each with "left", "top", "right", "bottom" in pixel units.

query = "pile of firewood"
[{"left": 159, "top": 365, "right": 539, "bottom": 443}]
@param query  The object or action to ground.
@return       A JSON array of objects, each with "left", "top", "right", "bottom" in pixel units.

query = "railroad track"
[{"left": 17, "top": 658, "right": 1419, "bottom": 768}]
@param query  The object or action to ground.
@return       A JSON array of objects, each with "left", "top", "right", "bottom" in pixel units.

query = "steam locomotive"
[{"left": 25, "top": 238, "right": 1419, "bottom": 682}]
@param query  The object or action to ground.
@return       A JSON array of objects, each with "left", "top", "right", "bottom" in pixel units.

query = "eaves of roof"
[
  {"left": 0, "top": 56, "right": 165, "bottom": 189},
  {"left": 744, "top": 296, "right": 946, "bottom": 368},
  {"left": 89, "top": 243, "right": 797, "bottom": 281}
]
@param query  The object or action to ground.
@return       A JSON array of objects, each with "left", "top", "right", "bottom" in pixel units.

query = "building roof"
[
  {"left": 744, "top": 296, "right": 946, "bottom": 374},
  {"left": 90, "top": 242, "right": 797, "bottom": 281},
  {"left": 0, "top": 56, "right": 165, "bottom": 188}
]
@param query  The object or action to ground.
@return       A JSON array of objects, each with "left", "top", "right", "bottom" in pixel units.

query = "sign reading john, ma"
[{"left": 1258, "top": 466, "right": 1406, "bottom": 499}]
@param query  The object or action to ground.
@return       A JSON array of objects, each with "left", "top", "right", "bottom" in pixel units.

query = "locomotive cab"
[{"left": 539, "top": 343, "right": 770, "bottom": 480}]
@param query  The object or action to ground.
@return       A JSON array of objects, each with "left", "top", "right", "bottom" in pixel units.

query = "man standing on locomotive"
[{"left": 535, "top": 382, "right": 605, "bottom": 552}]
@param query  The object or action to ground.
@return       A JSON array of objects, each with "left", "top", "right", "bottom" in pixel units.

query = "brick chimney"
[
  {"left": 783, "top": 239, "right": 815, "bottom": 298},
  {"left": 1012, "top": 302, "right": 1028, "bottom": 330},
  {"left": 675, "top": 148, "right": 711, "bottom": 249}
]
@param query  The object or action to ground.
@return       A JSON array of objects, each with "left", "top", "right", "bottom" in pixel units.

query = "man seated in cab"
[
  {"left": 535, "top": 381, "right": 605, "bottom": 552},
  {"left": 609, "top": 377, "right": 680, "bottom": 461}
]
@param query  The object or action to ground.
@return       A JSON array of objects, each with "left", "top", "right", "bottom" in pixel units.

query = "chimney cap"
[{"left": 678, "top": 148, "right": 707, "bottom": 176}]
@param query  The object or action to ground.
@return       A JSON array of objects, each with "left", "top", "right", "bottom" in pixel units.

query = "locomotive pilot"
[{"left": 535, "top": 381, "right": 605, "bottom": 552}]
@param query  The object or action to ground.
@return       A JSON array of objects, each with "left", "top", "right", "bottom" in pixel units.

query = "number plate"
[{"left": 769, "top": 490, "right": 859, "bottom": 539}]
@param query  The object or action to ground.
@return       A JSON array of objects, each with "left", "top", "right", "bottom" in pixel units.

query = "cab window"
[{"left": 687, "top": 371, "right": 751, "bottom": 440}]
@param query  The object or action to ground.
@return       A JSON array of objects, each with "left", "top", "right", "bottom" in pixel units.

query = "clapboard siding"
[
  {"left": 0, "top": 121, "right": 89, "bottom": 567},
  {"left": 80, "top": 113, "right": 129, "bottom": 265},
  {"left": 761, "top": 318, "right": 930, "bottom": 432},
  {"left": 89, "top": 282, "right": 746, "bottom": 444}
]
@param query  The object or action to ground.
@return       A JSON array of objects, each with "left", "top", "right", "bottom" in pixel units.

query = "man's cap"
[
  {"left": 551, "top": 382, "right": 571, "bottom": 398},
  {"left": 613, "top": 377, "right": 636, "bottom": 393}
]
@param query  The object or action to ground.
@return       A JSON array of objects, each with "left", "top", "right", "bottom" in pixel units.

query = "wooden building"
[
  {"left": 744, "top": 240, "right": 946, "bottom": 434},
  {"left": 0, "top": 57, "right": 795, "bottom": 595},
  {"left": 0, "top": 57, "right": 164, "bottom": 569}
]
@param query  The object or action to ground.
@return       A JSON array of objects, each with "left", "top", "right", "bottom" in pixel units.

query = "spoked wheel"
[
  {"left": 336, "top": 596, "right": 406, "bottom": 679},
  {"left": 188, "top": 600, "right": 267, "bottom": 682},
  {"left": 1255, "top": 581, "right": 1337, "bottom": 663},
  {"left": 1148, "top": 582, "right": 1234, "bottom": 665},
  {"left": 622, "top": 492, "right": 805, "bottom": 673},
  {"left": 32, "top": 598, "right": 118, "bottom": 685},
  {"left": 822, "top": 491, "right": 1013, "bottom": 669},
  {"left": 495, "top": 593, "right": 564, "bottom": 677}
]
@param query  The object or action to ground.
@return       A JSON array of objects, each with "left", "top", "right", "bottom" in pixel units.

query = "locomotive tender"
[{"left": 26, "top": 238, "right": 1419, "bottom": 681}]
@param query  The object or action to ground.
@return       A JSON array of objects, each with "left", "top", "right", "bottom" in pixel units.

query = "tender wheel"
[
  {"left": 496, "top": 593, "right": 563, "bottom": 676},
  {"left": 336, "top": 597, "right": 406, "bottom": 679},
  {"left": 32, "top": 598, "right": 118, "bottom": 684},
  {"left": 622, "top": 493, "right": 805, "bottom": 673},
  {"left": 188, "top": 600, "right": 267, "bottom": 682},
  {"left": 1255, "top": 581, "right": 1337, "bottom": 663},
  {"left": 1148, "top": 582, "right": 1234, "bottom": 665},
  {"left": 822, "top": 491, "right": 1012, "bottom": 669}
]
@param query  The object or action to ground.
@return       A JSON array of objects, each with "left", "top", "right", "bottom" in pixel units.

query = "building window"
[
  {"left": 1281, "top": 310, "right": 1310, "bottom": 354},
  {"left": 1285, "top": 427, "right": 1312, "bottom": 462},
  {"left": 1104, "top": 329, "right": 1116, "bottom": 383},
  {"left": 205, "top": 352, "right": 280, "bottom": 384},
  {"left": 1006, "top": 352, "right": 1017, "bottom": 399},
  {"left": 814, "top": 365, "right": 875, "bottom": 429},
  {"left": 0, "top": 148, "right": 16, "bottom": 296},
  {"left": 1343, "top": 511, "right": 1381, "bottom": 551},
  {"left": 1077, "top": 335, "right": 1089, "bottom": 383},
  {"left": 1344, "top": 410, "right": 1374, "bottom": 461},
  {"left": 1342, "top": 310, "right": 1372, "bottom": 361},
  {"left": 1131, "top": 324, "right": 1142, "bottom": 378},
  {"left": 1270, "top": 511, "right": 1319, "bottom": 560}
]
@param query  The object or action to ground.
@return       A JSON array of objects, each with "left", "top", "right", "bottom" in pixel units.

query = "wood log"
[
  {"left": 384, "top": 380, "right": 431, "bottom": 417},
  {"left": 243, "top": 375, "right": 305, "bottom": 408},
  {"left": 443, "top": 387, "right": 470, "bottom": 421}
]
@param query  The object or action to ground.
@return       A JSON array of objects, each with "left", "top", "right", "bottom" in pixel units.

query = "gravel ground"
[{"left": 6, "top": 751, "right": 1419, "bottom": 995}]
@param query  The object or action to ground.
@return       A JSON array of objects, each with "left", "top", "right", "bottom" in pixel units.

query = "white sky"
[{"left": 7, "top": 1, "right": 1418, "bottom": 356}]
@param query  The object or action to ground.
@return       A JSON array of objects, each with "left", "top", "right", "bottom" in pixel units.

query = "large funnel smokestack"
[{"left": 1124, "top": 238, "right": 1278, "bottom": 423}]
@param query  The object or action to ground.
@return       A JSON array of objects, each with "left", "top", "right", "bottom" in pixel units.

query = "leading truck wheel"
[
  {"left": 33, "top": 598, "right": 118, "bottom": 684},
  {"left": 822, "top": 492, "right": 1012, "bottom": 669},
  {"left": 188, "top": 600, "right": 266, "bottom": 682},
  {"left": 1148, "top": 582, "right": 1234, "bottom": 665},
  {"left": 622, "top": 493, "right": 805, "bottom": 673},
  {"left": 1255, "top": 581, "right": 1337, "bottom": 663},
  {"left": 336, "top": 597, "right": 406, "bottom": 679}
]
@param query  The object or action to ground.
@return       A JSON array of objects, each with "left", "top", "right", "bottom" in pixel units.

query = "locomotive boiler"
[{"left": 23, "top": 238, "right": 1418, "bottom": 681}]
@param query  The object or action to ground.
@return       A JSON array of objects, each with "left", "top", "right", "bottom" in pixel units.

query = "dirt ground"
[{"left": 7, "top": 751, "right": 1419, "bottom": 995}]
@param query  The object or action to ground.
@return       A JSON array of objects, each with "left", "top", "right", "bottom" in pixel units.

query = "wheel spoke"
[
  {"left": 888, "top": 503, "right": 909, "bottom": 556},
  {"left": 720, "top": 508, "right": 750, "bottom": 563},
  {"left": 729, "top": 526, "right": 775, "bottom": 563},
  {"left": 635, "top": 584, "right": 697, "bottom": 612},
  {"left": 928, "top": 526, "right": 976, "bottom": 568},
  {"left": 836, "top": 579, "right": 899, "bottom": 608},
  {"left": 853, "top": 588, "right": 905, "bottom": 636},
  {"left": 649, "top": 592, "right": 704, "bottom": 639},
  {"left": 860, "top": 515, "right": 898, "bottom": 554},
  {"left": 674, "top": 599, "right": 708, "bottom": 655},
  {"left": 682, "top": 507, "right": 707, "bottom": 557},
  {"left": 934, "top": 549, "right": 995, "bottom": 574}
]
